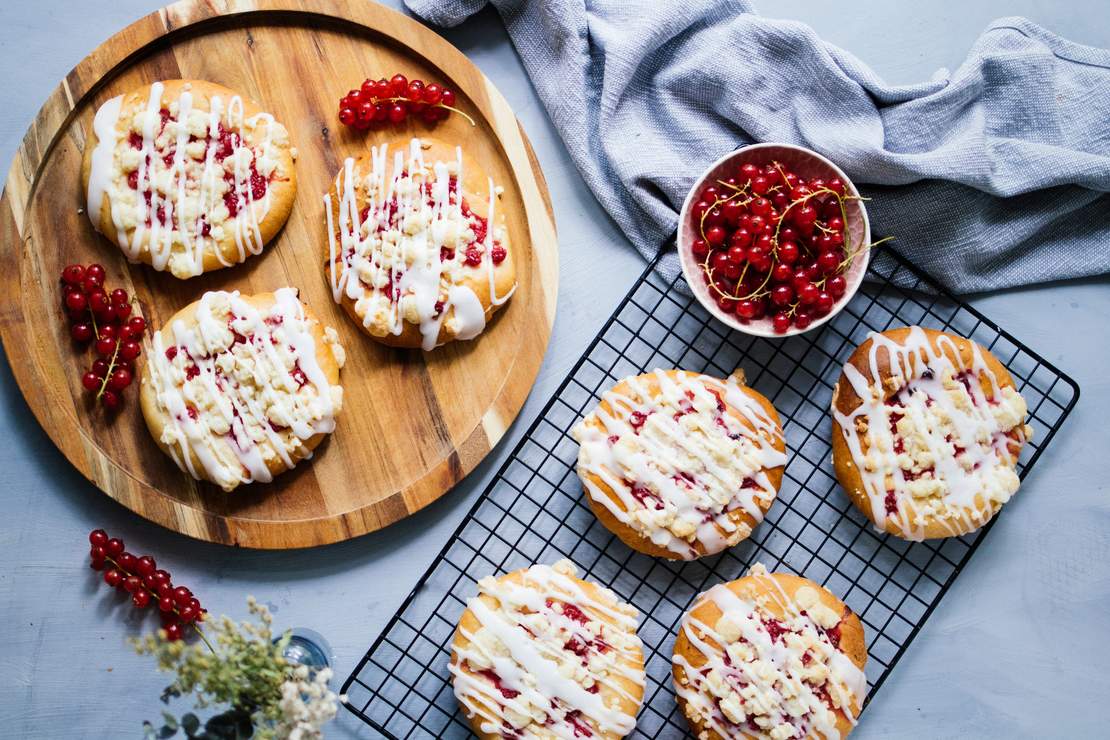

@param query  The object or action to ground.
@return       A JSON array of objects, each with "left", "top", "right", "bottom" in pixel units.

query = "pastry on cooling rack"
[
  {"left": 323, "top": 136, "right": 516, "bottom": 350},
  {"left": 450, "top": 559, "right": 645, "bottom": 739},
  {"left": 82, "top": 79, "right": 296, "bottom": 279},
  {"left": 570, "top": 369, "right": 787, "bottom": 560},
  {"left": 673, "top": 564, "right": 868, "bottom": 740},
  {"left": 831, "top": 326, "right": 1033, "bottom": 541},
  {"left": 139, "top": 288, "right": 344, "bottom": 492}
]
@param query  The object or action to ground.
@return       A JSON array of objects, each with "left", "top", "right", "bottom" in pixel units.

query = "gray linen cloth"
[{"left": 405, "top": 0, "right": 1110, "bottom": 293}]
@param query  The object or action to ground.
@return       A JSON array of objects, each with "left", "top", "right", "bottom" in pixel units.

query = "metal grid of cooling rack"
[{"left": 341, "top": 249, "right": 1079, "bottom": 739}]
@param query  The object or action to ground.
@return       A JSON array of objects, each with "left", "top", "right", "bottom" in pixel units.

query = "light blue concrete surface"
[{"left": 1, "top": 1, "right": 1107, "bottom": 737}]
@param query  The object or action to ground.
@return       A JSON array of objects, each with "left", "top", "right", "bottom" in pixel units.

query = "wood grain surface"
[{"left": 0, "top": 0, "right": 558, "bottom": 549}]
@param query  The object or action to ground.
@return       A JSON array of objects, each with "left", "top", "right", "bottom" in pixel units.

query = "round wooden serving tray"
[{"left": 0, "top": 0, "right": 558, "bottom": 548}]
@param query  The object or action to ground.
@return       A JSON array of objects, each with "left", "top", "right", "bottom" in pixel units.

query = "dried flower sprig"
[{"left": 134, "top": 597, "right": 341, "bottom": 740}]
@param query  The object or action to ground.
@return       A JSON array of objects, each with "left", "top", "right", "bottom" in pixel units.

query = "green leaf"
[{"left": 162, "top": 712, "right": 179, "bottom": 731}]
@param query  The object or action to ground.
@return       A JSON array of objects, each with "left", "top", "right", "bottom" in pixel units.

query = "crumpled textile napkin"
[{"left": 405, "top": 0, "right": 1110, "bottom": 293}]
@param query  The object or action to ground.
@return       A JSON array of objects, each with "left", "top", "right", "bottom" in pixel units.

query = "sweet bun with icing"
[
  {"left": 323, "top": 136, "right": 516, "bottom": 351},
  {"left": 450, "top": 560, "right": 645, "bottom": 739},
  {"left": 571, "top": 369, "right": 787, "bottom": 560},
  {"left": 81, "top": 79, "right": 296, "bottom": 279},
  {"left": 139, "top": 288, "right": 344, "bottom": 492},
  {"left": 831, "top": 326, "right": 1033, "bottom": 541},
  {"left": 673, "top": 564, "right": 868, "bottom": 740}
]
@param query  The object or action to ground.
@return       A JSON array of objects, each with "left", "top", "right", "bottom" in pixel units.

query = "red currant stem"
[
  {"left": 99, "top": 553, "right": 216, "bottom": 654},
  {"left": 836, "top": 235, "right": 894, "bottom": 272},
  {"left": 373, "top": 97, "right": 477, "bottom": 126},
  {"left": 95, "top": 338, "right": 121, "bottom": 401}
]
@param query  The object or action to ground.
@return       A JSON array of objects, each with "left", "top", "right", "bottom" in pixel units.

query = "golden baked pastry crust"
[
  {"left": 573, "top": 369, "right": 786, "bottom": 560},
  {"left": 831, "top": 327, "right": 1030, "bottom": 540},
  {"left": 324, "top": 136, "right": 515, "bottom": 349},
  {"left": 450, "top": 562, "right": 645, "bottom": 739},
  {"left": 673, "top": 568, "right": 867, "bottom": 740},
  {"left": 139, "top": 290, "right": 342, "bottom": 492},
  {"left": 81, "top": 79, "right": 296, "bottom": 278}
]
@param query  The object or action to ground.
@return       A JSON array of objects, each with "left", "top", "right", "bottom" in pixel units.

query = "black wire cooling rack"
[{"left": 341, "top": 248, "right": 1079, "bottom": 739}]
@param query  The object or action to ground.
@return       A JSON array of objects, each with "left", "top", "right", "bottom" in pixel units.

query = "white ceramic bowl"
[{"left": 677, "top": 143, "right": 871, "bottom": 338}]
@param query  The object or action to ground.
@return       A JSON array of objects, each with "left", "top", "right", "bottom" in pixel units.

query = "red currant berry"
[
  {"left": 771, "top": 284, "right": 794, "bottom": 307},
  {"left": 374, "top": 79, "right": 390, "bottom": 99},
  {"left": 88, "top": 291, "right": 109, "bottom": 314},
  {"left": 81, "top": 371, "right": 100, "bottom": 391},
  {"left": 62, "top": 264, "right": 85, "bottom": 285},
  {"left": 95, "top": 337, "right": 116, "bottom": 357},
  {"left": 108, "top": 368, "right": 132, "bottom": 391},
  {"left": 105, "top": 537, "right": 124, "bottom": 556},
  {"left": 338, "top": 107, "right": 356, "bottom": 126},
  {"left": 406, "top": 80, "right": 425, "bottom": 100},
  {"left": 717, "top": 294, "right": 738, "bottom": 313},
  {"left": 792, "top": 205, "right": 817, "bottom": 228},
  {"left": 691, "top": 239, "right": 709, "bottom": 258},
  {"left": 750, "top": 197, "right": 772, "bottom": 217},
  {"left": 90, "top": 545, "right": 107, "bottom": 561},
  {"left": 89, "top": 529, "right": 109, "bottom": 547},
  {"left": 80, "top": 276, "right": 102, "bottom": 295},
  {"left": 164, "top": 623, "right": 184, "bottom": 641},
  {"left": 726, "top": 245, "right": 747, "bottom": 266},
  {"left": 777, "top": 241, "right": 799, "bottom": 265},
  {"left": 818, "top": 250, "right": 841, "bottom": 274},
  {"left": 722, "top": 261, "right": 741, "bottom": 280},
  {"left": 110, "top": 288, "right": 128, "bottom": 306},
  {"left": 440, "top": 88, "right": 456, "bottom": 107},
  {"left": 92, "top": 359, "right": 111, "bottom": 378},
  {"left": 179, "top": 606, "right": 198, "bottom": 623},
  {"left": 389, "top": 74, "right": 408, "bottom": 96},
  {"left": 735, "top": 300, "right": 758, "bottom": 320},
  {"left": 739, "top": 162, "right": 759, "bottom": 180},
  {"left": 123, "top": 575, "right": 141, "bottom": 593},
  {"left": 828, "top": 178, "right": 845, "bottom": 196},
  {"left": 710, "top": 252, "right": 730, "bottom": 275},
  {"left": 85, "top": 264, "right": 106, "bottom": 282},
  {"left": 118, "top": 341, "right": 140, "bottom": 361},
  {"left": 721, "top": 199, "right": 744, "bottom": 225},
  {"left": 704, "top": 226, "right": 726, "bottom": 247},
  {"left": 703, "top": 207, "right": 724, "bottom": 227},
  {"left": 794, "top": 311, "right": 813, "bottom": 329},
  {"left": 104, "top": 569, "right": 123, "bottom": 587},
  {"left": 173, "top": 586, "right": 192, "bottom": 606},
  {"left": 187, "top": 598, "right": 201, "bottom": 612},
  {"left": 388, "top": 103, "right": 407, "bottom": 124},
  {"left": 827, "top": 274, "right": 848, "bottom": 298},
  {"left": 135, "top": 555, "right": 156, "bottom": 577},
  {"left": 771, "top": 263, "right": 793, "bottom": 283},
  {"left": 71, "top": 323, "right": 94, "bottom": 343},
  {"left": 101, "top": 390, "right": 121, "bottom": 411},
  {"left": 772, "top": 312, "right": 792, "bottom": 333},
  {"left": 90, "top": 557, "right": 106, "bottom": 571},
  {"left": 132, "top": 590, "right": 151, "bottom": 609},
  {"left": 815, "top": 291, "right": 834, "bottom": 315},
  {"left": 117, "top": 552, "right": 137, "bottom": 572},
  {"left": 751, "top": 176, "right": 770, "bottom": 195},
  {"left": 729, "top": 228, "right": 752, "bottom": 250},
  {"left": 64, "top": 291, "right": 88, "bottom": 312},
  {"left": 158, "top": 595, "right": 174, "bottom": 612},
  {"left": 797, "top": 282, "right": 819, "bottom": 305},
  {"left": 127, "top": 316, "right": 147, "bottom": 335}
]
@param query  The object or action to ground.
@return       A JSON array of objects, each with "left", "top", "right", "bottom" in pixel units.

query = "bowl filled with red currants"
[{"left": 678, "top": 143, "right": 871, "bottom": 337}]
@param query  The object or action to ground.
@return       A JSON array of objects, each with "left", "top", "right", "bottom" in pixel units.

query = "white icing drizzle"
[
  {"left": 674, "top": 564, "right": 867, "bottom": 740},
  {"left": 85, "top": 82, "right": 286, "bottom": 278},
  {"left": 832, "top": 327, "right": 1031, "bottom": 540},
  {"left": 144, "top": 288, "right": 344, "bottom": 492},
  {"left": 323, "top": 138, "right": 515, "bottom": 350},
  {"left": 571, "top": 370, "right": 787, "bottom": 559},
  {"left": 451, "top": 560, "right": 644, "bottom": 739}
]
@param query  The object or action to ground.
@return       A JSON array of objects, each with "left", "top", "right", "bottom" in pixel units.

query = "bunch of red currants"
[
  {"left": 337, "top": 73, "right": 465, "bottom": 130},
  {"left": 61, "top": 263, "right": 146, "bottom": 410},
  {"left": 89, "top": 529, "right": 205, "bottom": 641},
  {"left": 690, "top": 161, "right": 861, "bottom": 333}
]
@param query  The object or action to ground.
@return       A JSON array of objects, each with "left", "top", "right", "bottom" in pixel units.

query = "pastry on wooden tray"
[
  {"left": 323, "top": 136, "right": 515, "bottom": 350},
  {"left": 450, "top": 560, "right": 645, "bottom": 739},
  {"left": 139, "top": 288, "right": 344, "bottom": 492},
  {"left": 831, "top": 326, "right": 1033, "bottom": 540},
  {"left": 673, "top": 564, "right": 868, "bottom": 740},
  {"left": 82, "top": 79, "right": 296, "bottom": 279},
  {"left": 571, "top": 369, "right": 787, "bottom": 560}
]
